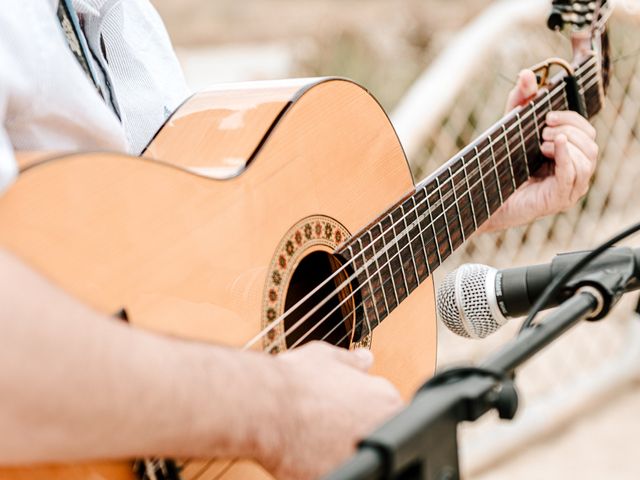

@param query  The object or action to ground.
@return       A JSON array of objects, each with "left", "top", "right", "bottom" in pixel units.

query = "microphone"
[{"left": 436, "top": 247, "right": 640, "bottom": 339}]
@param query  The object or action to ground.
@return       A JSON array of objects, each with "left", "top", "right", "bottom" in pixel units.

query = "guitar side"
[{"left": 1, "top": 79, "right": 437, "bottom": 479}]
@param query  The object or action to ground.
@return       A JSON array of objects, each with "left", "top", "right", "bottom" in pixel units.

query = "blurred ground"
[
  {"left": 150, "top": 1, "right": 640, "bottom": 478},
  {"left": 474, "top": 383, "right": 640, "bottom": 480}
]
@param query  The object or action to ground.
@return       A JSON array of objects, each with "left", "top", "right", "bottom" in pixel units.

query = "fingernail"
[
  {"left": 353, "top": 348, "right": 374, "bottom": 367},
  {"left": 547, "top": 112, "right": 557, "bottom": 123}
]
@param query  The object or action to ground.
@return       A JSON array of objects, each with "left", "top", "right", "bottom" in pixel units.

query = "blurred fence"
[{"left": 391, "top": 1, "right": 640, "bottom": 476}]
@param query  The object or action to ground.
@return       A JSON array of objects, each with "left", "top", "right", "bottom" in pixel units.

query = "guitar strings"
[
  {"left": 241, "top": 63, "right": 592, "bottom": 348},
  {"left": 245, "top": 62, "right": 594, "bottom": 348},
  {"left": 319, "top": 71, "right": 604, "bottom": 350},
  {"left": 270, "top": 64, "right": 601, "bottom": 351},
  {"left": 180, "top": 16, "right": 609, "bottom": 472},
  {"left": 286, "top": 98, "right": 562, "bottom": 348},
  {"left": 264, "top": 69, "right": 602, "bottom": 354},
  {"left": 261, "top": 64, "right": 600, "bottom": 352},
  {"left": 178, "top": 11, "right": 609, "bottom": 476},
  {"left": 286, "top": 0, "right": 609, "bottom": 355},
  {"left": 290, "top": 94, "right": 567, "bottom": 350},
  {"left": 299, "top": 70, "right": 603, "bottom": 350},
  {"left": 177, "top": 60, "right": 601, "bottom": 478},
  {"left": 243, "top": 58, "right": 598, "bottom": 352}
]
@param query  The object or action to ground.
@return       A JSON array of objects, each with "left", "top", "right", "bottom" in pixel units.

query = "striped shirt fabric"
[{"left": 0, "top": 0, "right": 191, "bottom": 192}]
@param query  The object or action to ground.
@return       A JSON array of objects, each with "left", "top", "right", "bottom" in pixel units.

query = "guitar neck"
[{"left": 337, "top": 54, "right": 603, "bottom": 332}]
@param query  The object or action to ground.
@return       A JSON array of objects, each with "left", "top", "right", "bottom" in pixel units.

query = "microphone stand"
[{"left": 325, "top": 248, "right": 640, "bottom": 480}]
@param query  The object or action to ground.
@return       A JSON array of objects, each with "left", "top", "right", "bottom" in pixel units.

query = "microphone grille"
[{"left": 436, "top": 263, "right": 503, "bottom": 339}]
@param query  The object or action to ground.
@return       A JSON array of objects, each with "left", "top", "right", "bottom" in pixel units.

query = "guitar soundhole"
[{"left": 283, "top": 251, "right": 359, "bottom": 349}]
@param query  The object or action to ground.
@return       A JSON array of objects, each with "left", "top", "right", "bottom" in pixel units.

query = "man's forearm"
[{"left": 0, "top": 249, "right": 283, "bottom": 464}]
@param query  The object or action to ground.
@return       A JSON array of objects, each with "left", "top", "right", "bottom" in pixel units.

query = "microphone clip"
[
  {"left": 418, "top": 366, "right": 519, "bottom": 421},
  {"left": 555, "top": 246, "right": 638, "bottom": 320}
]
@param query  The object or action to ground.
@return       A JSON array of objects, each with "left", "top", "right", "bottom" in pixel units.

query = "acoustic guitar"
[{"left": 0, "top": 2, "right": 611, "bottom": 479}]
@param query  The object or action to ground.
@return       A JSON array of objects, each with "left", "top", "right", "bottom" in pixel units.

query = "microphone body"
[{"left": 437, "top": 247, "right": 640, "bottom": 339}]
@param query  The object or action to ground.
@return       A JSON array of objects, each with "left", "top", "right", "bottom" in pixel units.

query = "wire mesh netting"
[{"left": 409, "top": 15, "right": 640, "bottom": 475}]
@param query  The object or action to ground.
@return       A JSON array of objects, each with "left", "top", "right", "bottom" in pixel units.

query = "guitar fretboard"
[{"left": 337, "top": 54, "right": 603, "bottom": 334}]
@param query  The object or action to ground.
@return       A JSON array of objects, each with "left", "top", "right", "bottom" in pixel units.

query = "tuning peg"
[
  {"left": 548, "top": 0, "right": 572, "bottom": 31},
  {"left": 548, "top": 0, "right": 602, "bottom": 32}
]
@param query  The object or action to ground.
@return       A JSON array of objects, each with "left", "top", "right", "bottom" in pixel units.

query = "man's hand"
[
  {"left": 479, "top": 70, "right": 599, "bottom": 233},
  {"left": 0, "top": 251, "right": 401, "bottom": 474},
  {"left": 265, "top": 342, "right": 403, "bottom": 480}
]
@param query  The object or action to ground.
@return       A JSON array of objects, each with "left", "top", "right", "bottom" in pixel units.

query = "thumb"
[
  {"left": 332, "top": 347, "right": 374, "bottom": 372},
  {"left": 506, "top": 70, "right": 538, "bottom": 112}
]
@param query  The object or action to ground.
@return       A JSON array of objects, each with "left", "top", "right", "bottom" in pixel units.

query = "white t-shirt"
[{"left": 0, "top": 0, "right": 191, "bottom": 192}]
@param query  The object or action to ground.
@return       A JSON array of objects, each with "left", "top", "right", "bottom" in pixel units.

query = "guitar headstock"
[
  {"left": 547, "top": 0, "right": 612, "bottom": 33},
  {"left": 547, "top": 0, "right": 613, "bottom": 116}
]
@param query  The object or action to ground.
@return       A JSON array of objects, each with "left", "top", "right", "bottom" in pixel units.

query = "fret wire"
[
  {"left": 318, "top": 130, "right": 538, "bottom": 348},
  {"left": 288, "top": 62, "right": 604, "bottom": 348},
  {"left": 421, "top": 112, "right": 554, "bottom": 239},
  {"left": 448, "top": 78, "right": 574, "bottom": 191},
  {"left": 453, "top": 164, "right": 476, "bottom": 238},
  {"left": 323, "top": 116, "right": 547, "bottom": 345},
  {"left": 355, "top": 90, "right": 566, "bottom": 287},
  {"left": 577, "top": 68, "right": 586, "bottom": 97},
  {"left": 255, "top": 74, "right": 595, "bottom": 351},
  {"left": 474, "top": 146, "right": 491, "bottom": 218},
  {"left": 462, "top": 158, "right": 478, "bottom": 232},
  {"left": 390, "top": 212, "right": 410, "bottom": 298},
  {"left": 411, "top": 194, "right": 431, "bottom": 277},
  {"left": 575, "top": 56, "right": 597, "bottom": 92},
  {"left": 356, "top": 106, "right": 558, "bottom": 300},
  {"left": 357, "top": 236, "right": 381, "bottom": 327},
  {"left": 302, "top": 194, "right": 474, "bottom": 351},
  {"left": 530, "top": 99, "right": 542, "bottom": 147},
  {"left": 342, "top": 65, "right": 598, "bottom": 308},
  {"left": 434, "top": 176, "right": 453, "bottom": 255},
  {"left": 561, "top": 87, "right": 569, "bottom": 112},
  {"left": 369, "top": 228, "right": 392, "bottom": 316},
  {"left": 350, "top": 246, "right": 380, "bottom": 343},
  {"left": 359, "top": 65, "right": 595, "bottom": 264},
  {"left": 145, "top": 459, "right": 159, "bottom": 480},
  {"left": 413, "top": 72, "right": 595, "bottom": 219},
  {"left": 501, "top": 123, "right": 517, "bottom": 191},
  {"left": 445, "top": 165, "right": 464, "bottom": 250},
  {"left": 276, "top": 96, "right": 577, "bottom": 353},
  {"left": 449, "top": 165, "right": 465, "bottom": 243},
  {"left": 405, "top": 105, "right": 557, "bottom": 265},
  {"left": 349, "top": 243, "right": 373, "bottom": 336},
  {"left": 582, "top": 71, "right": 602, "bottom": 93},
  {"left": 516, "top": 112, "right": 530, "bottom": 177},
  {"left": 487, "top": 135, "right": 504, "bottom": 205},
  {"left": 249, "top": 70, "right": 598, "bottom": 408},
  {"left": 546, "top": 88, "right": 553, "bottom": 124},
  {"left": 382, "top": 215, "right": 402, "bottom": 306},
  {"left": 400, "top": 203, "right": 420, "bottom": 285},
  {"left": 424, "top": 192, "right": 442, "bottom": 267},
  {"left": 580, "top": 58, "right": 600, "bottom": 114}
]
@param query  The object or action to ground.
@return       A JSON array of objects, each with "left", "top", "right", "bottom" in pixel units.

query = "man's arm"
[{"left": 0, "top": 249, "right": 401, "bottom": 479}]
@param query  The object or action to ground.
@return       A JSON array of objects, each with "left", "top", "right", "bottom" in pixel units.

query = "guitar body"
[{"left": 0, "top": 78, "right": 437, "bottom": 479}]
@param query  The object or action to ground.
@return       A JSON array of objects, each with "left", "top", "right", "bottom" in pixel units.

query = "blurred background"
[{"left": 155, "top": 0, "right": 640, "bottom": 478}]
